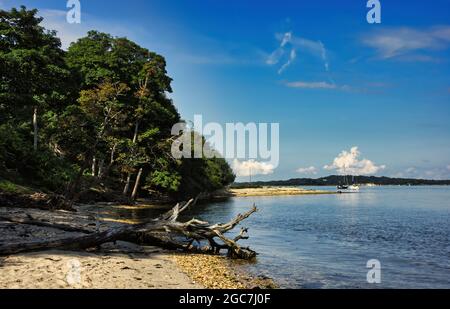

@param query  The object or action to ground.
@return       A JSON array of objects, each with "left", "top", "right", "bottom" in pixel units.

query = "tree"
[
  {"left": 67, "top": 32, "right": 181, "bottom": 200},
  {"left": 1, "top": 12, "right": 235, "bottom": 203},
  {"left": 124, "top": 55, "right": 175, "bottom": 197},
  {"left": 0, "top": 6, "right": 72, "bottom": 151}
]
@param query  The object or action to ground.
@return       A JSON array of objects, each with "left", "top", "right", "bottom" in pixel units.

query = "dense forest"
[
  {"left": 233, "top": 175, "right": 450, "bottom": 188},
  {"left": 0, "top": 6, "right": 235, "bottom": 207}
]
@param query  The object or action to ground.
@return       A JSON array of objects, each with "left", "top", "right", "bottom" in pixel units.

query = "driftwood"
[
  {"left": 0, "top": 214, "right": 92, "bottom": 234},
  {"left": 0, "top": 199, "right": 258, "bottom": 259}
]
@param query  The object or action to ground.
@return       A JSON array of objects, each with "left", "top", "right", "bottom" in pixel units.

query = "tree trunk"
[
  {"left": 131, "top": 168, "right": 143, "bottom": 200},
  {"left": 97, "top": 159, "right": 104, "bottom": 178},
  {"left": 132, "top": 120, "right": 139, "bottom": 144},
  {"left": 33, "top": 106, "right": 38, "bottom": 151},
  {"left": 123, "top": 174, "right": 132, "bottom": 195},
  {"left": 0, "top": 215, "right": 92, "bottom": 234},
  {"left": 91, "top": 157, "right": 97, "bottom": 176},
  {"left": 64, "top": 156, "right": 92, "bottom": 206},
  {"left": 123, "top": 121, "right": 140, "bottom": 195},
  {"left": 0, "top": 200, "right": 258, "bottom": 259},
  {"left": 98, "top": 143, "right": 117, "bottom": 181}
]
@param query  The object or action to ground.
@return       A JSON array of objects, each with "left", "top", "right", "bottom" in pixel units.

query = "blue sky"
[{"left": 1, "top": 0, "right": 450, "bottom": 181}]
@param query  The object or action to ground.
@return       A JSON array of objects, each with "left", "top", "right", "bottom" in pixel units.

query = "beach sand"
[
  {"left": 0, "top": 205, "right": 274, "bottom": 289},
  {"left": 0, "top": 242, "right": 201, "bottom": 289},
  {"left": 228, "top": 187, "right": 335, "bottom": 197},
  {"left": 0, "top": 206, "right": 201, "bottom": 289}
]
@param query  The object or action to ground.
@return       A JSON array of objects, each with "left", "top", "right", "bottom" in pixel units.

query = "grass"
[{"left": 0, "top": 179, "right": 34, "bottom": 194}]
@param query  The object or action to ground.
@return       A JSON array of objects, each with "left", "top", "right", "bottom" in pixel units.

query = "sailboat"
[
  {"left": 337, "top": 174, "right": 360, "bottom": 191},
  {"left": 337, "top": 174, "right": 350, "bottom": 190},
  {"left": 348, "top": 175, "right": 360, "bottom": 191}
]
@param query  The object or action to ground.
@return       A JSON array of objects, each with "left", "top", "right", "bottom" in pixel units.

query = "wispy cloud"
[
  {"left": 363, "top": 26, "right": 450, "bottom": 61},
  {"left": 278, "top": 49, "right": 296, "bottom": 74},
  {"left": 296, "top": 166, "right": 318, "bottom": 175},
  {"left": 394, "top": 166, "right": 450, "bottom": 180},
  {"left": 266, "top": 31, "right": 329, "bottom": 74},
  {"left": 285, "top": 81, "right": 353, "bottom": 92},
  {"left": 266, "top": 32, "right": 295, "bottom": 73},
  {"left": 232, "top": 159, "right": 275, "bottom": 177},
  {"left": 324, "top": 147, "right": 386, "bottom": 175},
  {"left": 286, "top": 81, "right": 337, "bottom": 89}
]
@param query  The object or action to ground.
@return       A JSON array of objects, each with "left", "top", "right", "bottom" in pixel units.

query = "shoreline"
[
  {"left": 0, "top": 205, "right": 275, "bottom": 289},
  {"left": 222, "top": 186, "right": 336, "bottom": 198},
  {"left": 0, "top": 244, "right": 275, "bottom": 289}
]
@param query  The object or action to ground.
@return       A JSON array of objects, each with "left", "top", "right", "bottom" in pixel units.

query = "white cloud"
[
  {"left": 286, "top": 81, "right": 337, "bottom": 89},
  {"left": 394, "top": 166, "right": 450, "bottom": 180},
  {"left": 266, "top": 31, "right": 329, "bottom": 74},
  {"left": 296, "top": 166, "right": 317, "bottom": 175},
  {"left": 232, "top": 159, "right": 275, "bottom": 177},
  {"left": 405, "top": 167, "right": 417, "bottom": 174},
  {"left": 278, "top": 49, "right": 296, "bottom": 74},
  {"left": 324, "top": 147, "right": 386, "bottom": 175},
  {"left": 363, "top": 26, "right": 450, "bottom": 60},
  {"left": 285, "top": 34, "right": 329, "bottom": 72},
  {"left": 285, "top": 81, "right": 354, "bottom": 92},
  {"left": 280, "top": 31, "right": 292, "bottom": 47}
]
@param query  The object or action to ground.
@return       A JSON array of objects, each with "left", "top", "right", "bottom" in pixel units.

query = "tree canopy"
[{"left": 0, "top": 6, "right": 235, "bottom": 202}]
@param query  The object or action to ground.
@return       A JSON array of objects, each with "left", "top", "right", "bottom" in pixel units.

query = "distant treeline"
[{"left": 232, "top": 175, "right": 450, "bottom": 188}]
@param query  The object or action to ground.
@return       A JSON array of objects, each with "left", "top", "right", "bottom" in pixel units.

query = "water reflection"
[
  {"left": 179, "top": 186, "right": 450, "bottom": 288},
  {"left": 97, "top": 186, "right": 450, "bottom": 288}
]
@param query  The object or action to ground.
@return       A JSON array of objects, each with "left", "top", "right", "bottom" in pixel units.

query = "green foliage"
[
  {"left": 0, "top": 6, "right": 73, "bottom": 123},
  {"left": 0, "top": 179, "right": 34, "bottom": 194},
  {"left": 177, "top": 157, "right": 235, "bottom": 197},
  {"left": 0, "top": 6, "right": 235, "bottom": 201},
  {"left": 147, "top": 170, "right": 181, "bottom": 193},
  {"left": 0, "top": 123, "right": 76, "bottom": 191}
]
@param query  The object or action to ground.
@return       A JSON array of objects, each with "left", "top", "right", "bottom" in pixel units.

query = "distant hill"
[{"left": 232, "top": 175, "right": 450, "bottom": 188}]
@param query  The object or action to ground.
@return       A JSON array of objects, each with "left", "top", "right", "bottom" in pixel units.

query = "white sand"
[
  {"left": 229, "top": 187, "right": 334, "bottom": 197},
  {"left": 0, "top": 242, "right": 201, "bottom": 289}
]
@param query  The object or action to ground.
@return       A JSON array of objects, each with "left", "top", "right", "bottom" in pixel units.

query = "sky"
[{"left": 1, "top": 0, "right": 450, "bottom": 181}]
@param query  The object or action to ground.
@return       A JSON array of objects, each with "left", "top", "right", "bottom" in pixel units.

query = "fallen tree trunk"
[
  {"left": 0, "top": 215, "right": 92, "bottom": 234},
  {"left": 0, "top": 199, "right": 258, "bottom": 259}
]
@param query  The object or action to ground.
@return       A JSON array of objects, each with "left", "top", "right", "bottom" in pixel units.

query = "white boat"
[
  {"left": 337, "top": 174, "right": 360, "bottom": 191},
  {"left": 348, "top": 184, "right": 360, "bottom": 191}
]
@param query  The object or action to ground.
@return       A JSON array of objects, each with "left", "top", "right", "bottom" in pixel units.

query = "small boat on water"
[
  {"left": 337, "top": 175, "right": 360, "bottom": 191},
  {"left": 337, "top": 184, "right": 349, "bottom": 190},
  {"left": 348, "top": 184, "right": 360, "bottom": 191}
]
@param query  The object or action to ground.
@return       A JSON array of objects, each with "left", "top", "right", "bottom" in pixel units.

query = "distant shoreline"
[
  {"left": 232, "top": 175, "right": 450, "bottom": 189},
  {"left": 216, "top": 187, "right": 336, "bottom": 198}
]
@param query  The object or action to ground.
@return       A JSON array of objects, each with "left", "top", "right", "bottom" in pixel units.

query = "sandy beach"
[
  {"left": 228, "top": 187, "right": 335, "bottom": 197},
  {"left": 0, "top": 205, "right": 274, "bottom": 289},
  {"left": 0, "top": 244, "right": 200, "bottom": 289}
]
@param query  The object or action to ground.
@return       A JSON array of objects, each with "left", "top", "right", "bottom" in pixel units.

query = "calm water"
[{"left": 180, "top": 186, "right": 450, "bottom": 288}]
